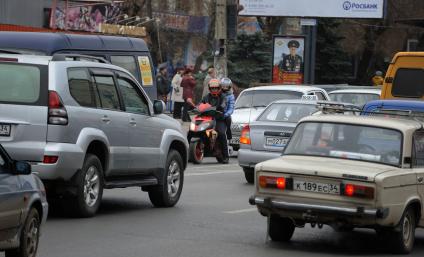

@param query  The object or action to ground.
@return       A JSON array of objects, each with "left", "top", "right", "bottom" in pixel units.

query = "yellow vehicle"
[{"left": 381, "top": 52, "right": 424, "bottom": 99}]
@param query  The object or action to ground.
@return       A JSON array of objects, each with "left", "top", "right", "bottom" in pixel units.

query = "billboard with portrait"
[{"left": 272, "top": 36, "right": 305, "bottom": 84}]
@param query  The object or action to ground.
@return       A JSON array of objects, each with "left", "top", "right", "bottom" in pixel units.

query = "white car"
[
  {"left": 250, "top": 114, "right": 424, "bottom": 254},
  {"left": 329, "top": 88, "right": 381, "bottom": 107},
  {"left": 230, "top": 85, "right": 329, "bottom": 151}
]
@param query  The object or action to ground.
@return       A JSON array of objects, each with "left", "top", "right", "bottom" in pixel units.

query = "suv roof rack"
[
  {"left": 51, "top": 53, "right": 110, "bottom": 64},
  {"left": 316, "top": 101, "right": 361, "bottom": 114}
]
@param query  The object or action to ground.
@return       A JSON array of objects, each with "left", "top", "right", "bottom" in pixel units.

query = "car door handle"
[
  {"left": 129, "top": 119, "right": 137, "bottom": 125},
  {"left": 101, "top": 116, "right": 111, "bottom": 123}
]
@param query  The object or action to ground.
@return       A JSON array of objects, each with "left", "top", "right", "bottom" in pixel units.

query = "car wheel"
[
  {"left": 268, "top": 215, "right": 295, "bottom": 242},
  {"left": 189, "top": 141, "right": 203, "bottom": 164},
  {"left": 5, "top": 208, "right": 40, "bottom": 257},
  {"left": 243, "top": 167, "right": 254, "bottom": 184},
  {"left": 149, "top": 150, "right": 184, "bottom": 207},
  {"left": 380, "top": 207, "right": 416, "bottom": 254},
  {"left": 70, "top": 154, "right": 103, "bottom": 217}
]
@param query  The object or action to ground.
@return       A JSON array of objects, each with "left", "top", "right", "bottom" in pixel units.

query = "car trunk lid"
[{"left": 250, "top": 121, "right": 296, "bottom": 152}]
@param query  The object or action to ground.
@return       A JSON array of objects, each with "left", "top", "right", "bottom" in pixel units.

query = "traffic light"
[{"left": 227, "top": 3, "right": 238, "bottom": 40}]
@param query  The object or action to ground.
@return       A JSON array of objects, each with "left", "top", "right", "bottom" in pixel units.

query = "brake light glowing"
[
  {"left": 259, "top": 176, "right": 287, "bottom": 190},
  {"left": 343, "top": 183, "right": 374, "bottom": 199},
  {"left": 48, "top": 91, "right": 68, "bottom": 125},
  {"left": 43, "top": 155, "right": 58, "bottom": 164},
  {"left": 240, "top": 125, "right": 251, "bottom": 145},
  {"left": 276, "top": 177, "right": 286, "bottom": 190}
]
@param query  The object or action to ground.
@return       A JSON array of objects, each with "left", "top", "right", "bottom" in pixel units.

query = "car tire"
[
  {"left": 380, "top": 207, "right": 416, "bottom": 254},
  {"left": 5, "top": 208, "right": 40, "bottom": 257},
  {"left": 243, "top": 167, "right": 254, "bottom": 184},
  {"left": 149, "top": 150, "right": 184, "bottom": 207},
  {"left": 268, "top": 215, "right": 295, "bottom": 242},
  {"left": 69, "top": 154, "right": 103, "bottom": 218},
  {"left": 189, "top": 141, "right": 203, "bottom": 164}
]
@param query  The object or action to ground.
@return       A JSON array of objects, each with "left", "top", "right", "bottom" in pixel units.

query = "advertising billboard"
[
  {"left": 272, "top": 36, "right": 305, "bottom": 84},
  {"left": 239, "top": 0, "right": 385, "bottom": 19}
]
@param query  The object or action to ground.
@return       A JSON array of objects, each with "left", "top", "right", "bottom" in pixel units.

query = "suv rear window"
[
  {"left": 392, "top": 68, "right": 424, "bottom": 98},
  {"left": 0, "top": 63, "right": 43, "bottom": 104}
]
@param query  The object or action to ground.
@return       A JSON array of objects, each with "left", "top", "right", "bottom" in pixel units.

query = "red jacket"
[{"left": 181, "top": 75, "right": 196, "bottom": 100}]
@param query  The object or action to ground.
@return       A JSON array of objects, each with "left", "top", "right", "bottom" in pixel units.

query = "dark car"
[
  {"left": 362, "top": 99, "right": 424, "bottom": 120},
  {"left": 0, "top": 145, "right": 48, "bottom": 257}
]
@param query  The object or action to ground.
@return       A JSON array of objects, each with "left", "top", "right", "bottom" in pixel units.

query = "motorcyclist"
[
  {"left": 201, "top": 78, "right": 229, "bottom": 163},
  {"left": 220, "top": 78, "right": 235, "bottom": 140}
]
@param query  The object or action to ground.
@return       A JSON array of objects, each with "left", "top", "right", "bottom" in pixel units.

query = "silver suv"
[{"left": 0, "top": 54, "right": 188, "bottom": 217}]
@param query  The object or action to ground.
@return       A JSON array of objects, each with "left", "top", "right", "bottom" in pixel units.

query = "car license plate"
[
  {"left": 293, "top": 180, "right": 340, "bottom": 195},
  {"left": 230, "top": 137, "right": 240, "bottom": 145},
  {"left": 0, "top": 124, "right": 11, "bottom": 136},
  {"left": 265, "top": 137, "right": 288, "bottom": 147}
]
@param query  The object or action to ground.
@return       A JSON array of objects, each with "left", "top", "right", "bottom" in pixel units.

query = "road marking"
[
  {"left": 224, "top": 208, "right": 257, "bottom": 214},
  {"left": 186, "top": 170, "right": 241, "bottom": 176}
]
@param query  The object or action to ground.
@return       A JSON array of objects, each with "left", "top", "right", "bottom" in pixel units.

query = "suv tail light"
[
  {"left": 259, "top": 176, "right": 287, "bottom": 190},
  {"left": 240, "top": 125, "right": 251, "bottom": 145},
  {"left": 48, "top": 91, "right": 68, "bottom": 125},
  {"left": 342, "top": 183, "right": 374, "bottom": 199}
]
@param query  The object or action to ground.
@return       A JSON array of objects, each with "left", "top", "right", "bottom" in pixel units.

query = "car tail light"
[
  {"left": 259, "top": 176, "right": 286, "bottom": 190},
  {"left": 48, "top": 91, "right": 68, "bottom": 125},
  {"left": 240, "top": 125, "right": 251, "bottom": 145},
  {"left": 342, "top": 183, "right": 374, "bottom": 199},
  {"left": 43, "top": 155, "right": 58, "bottom": 164}
]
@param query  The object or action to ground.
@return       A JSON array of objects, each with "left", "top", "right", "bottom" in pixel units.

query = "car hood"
[
  {"left": 256, "top": 155, "right": 395, "bottom": 182},
  {"left": 232, "top": 108, "right": 265, "bottom": 124}
]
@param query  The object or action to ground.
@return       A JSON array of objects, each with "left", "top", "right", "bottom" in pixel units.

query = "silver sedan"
[{"left": 238, "top": 100, "right": 318, "bottom": 183}]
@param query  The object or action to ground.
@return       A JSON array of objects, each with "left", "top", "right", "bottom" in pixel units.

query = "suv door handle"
[
  {"left": 129, "top": 118, "right": 137, "bottom": 125},
  {"left": 101, "top": 116, "right": 111, "bottom": 123}
]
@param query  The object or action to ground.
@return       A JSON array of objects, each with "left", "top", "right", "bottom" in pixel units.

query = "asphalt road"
[{"left": 6, "top": 158, "right": 424, "bottom": 257}]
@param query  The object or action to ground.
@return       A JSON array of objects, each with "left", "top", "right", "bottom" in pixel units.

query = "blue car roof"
[
  {"left": 363, "top": 100, "right": 424, "bottom": 112},
  {"left": 0, "top": 32, "right": 149, "bottom": 54}
]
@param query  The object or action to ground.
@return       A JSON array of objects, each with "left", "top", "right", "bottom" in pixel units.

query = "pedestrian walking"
[
  {"left": 202, "top": 67, "right": 216, "bottom": 98},
  {"left": 156, "top": 64, "right": 171, "bottom": 103},
  {"left": 171, "top": 68, "right": 184, "bottom": 119},
  {"left": 181, "top": 68, "right": 196, "bottom": 122}
]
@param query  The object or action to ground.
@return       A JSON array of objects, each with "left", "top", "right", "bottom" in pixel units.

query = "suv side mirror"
[
  {"left": 14, "top": 161, "right": 31, "bottom": 175},
  {"left": 153, "top": 100, "right": 166, "bottom": 114}
]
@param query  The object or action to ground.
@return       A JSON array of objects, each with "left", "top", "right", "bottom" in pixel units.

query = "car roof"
[
  {"left": 364, "top": 99, "right": 424, "bottom": 109},
  {"left": 0, "top": 53, "right": 133, "bottom": 74},
  {"left": 299, "top": 114, "right": 422, "bottom": 132},
  {"left": 329, "top": 88, "right": 381, "bottom": 94},
  {"left": 0, "top": 53, "right": 51, "bottom": 65},
  {"left": 270, "top": 99, "right": 321, "bottom": 105},
  {"left": 243, "top": 85, "right": 325, "bottom": 93},
  {"left": 0, "top": 32, "right": 149, "bottom": 54}
]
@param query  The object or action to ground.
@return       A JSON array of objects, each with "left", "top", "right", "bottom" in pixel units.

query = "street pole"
[{"left": 214, "top": 0, "right": 227, "bottom": 79}]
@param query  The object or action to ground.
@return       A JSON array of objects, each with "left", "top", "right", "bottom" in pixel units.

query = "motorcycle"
[{"left": 188, "top": 103, "right": 229, "bottom": 164}]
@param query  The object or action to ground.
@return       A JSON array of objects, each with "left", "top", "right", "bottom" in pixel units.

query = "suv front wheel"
[
  {"left": 70, "top": 154, "right": 104, "bottom": 217},
  {"left": 149, "top": 150, "right": 184, "bottom": 207}
]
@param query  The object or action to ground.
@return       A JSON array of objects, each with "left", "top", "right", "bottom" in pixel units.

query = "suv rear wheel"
[
  {"left": 69, "top": 154, "right": 103, "bottom": 217},
  {"left": 149, "top": 150, "right": 184, "bottom": 207},
  {"left": 268, "top": 215, "right": 295, "bottom": 242},
  {"left": 5, "top": 208, "right": 40, "bottom": 257}
]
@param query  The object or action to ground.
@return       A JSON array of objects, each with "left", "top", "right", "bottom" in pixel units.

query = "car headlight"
[{"left": 198, "top": 121, "right": 213, "bottom": 131}]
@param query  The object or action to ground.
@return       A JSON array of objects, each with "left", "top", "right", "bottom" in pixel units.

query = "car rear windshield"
[
  {"left": 235, "top": 90, "right": 303, "bottom": 109},
  {"left": 258, "top": 103, "right": 316, "bottom": 123},
  {"left": 0, "top": 63, "right": 45, "bottom": 104},
  {"left": 284, "top": 122, "right": 402, "bottom": 166},
  {"left": 329, "top": 93, "right": 380, "bottom": 106},
  {"left": 392, "top": 68, "right": 424, "bottom": 98}
]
